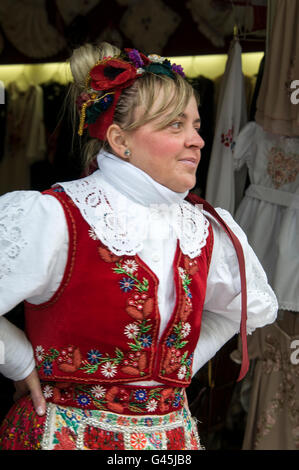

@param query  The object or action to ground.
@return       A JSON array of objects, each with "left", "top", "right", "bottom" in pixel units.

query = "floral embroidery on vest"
[
  {"left": 160, "top": 256, "right": 198, "bottom": 382},
  {"left": 40, "top": 381, "right": 185, "bottom": 415},
  {"left": 34, "top": 245, "right": 156, "bottom": 380},
  {"left": 33, "top": 248, "right": 153, "bottom": 380},
  {"left": 36, "top": 345, "right": 82, "bottom": 376}
]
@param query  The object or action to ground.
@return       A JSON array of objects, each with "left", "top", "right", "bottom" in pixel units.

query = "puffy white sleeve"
[
  {"left": 0, "top": 190, "right": 68, "bottom": 380},
  {"left": 192, "top": 207, "right": 278, "bottom": 376}
]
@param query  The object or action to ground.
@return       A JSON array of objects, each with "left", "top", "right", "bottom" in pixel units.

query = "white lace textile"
[
  {"left": 0, "top": 192, "right": 28, "bottom": 280},
  {"left": 57, "top": 171, "right": 210, "bottom": 258}
]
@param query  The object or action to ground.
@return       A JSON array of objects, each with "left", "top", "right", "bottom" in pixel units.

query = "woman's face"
[{"left": 124, "top": 94, "right": 204, "bottom": 193}]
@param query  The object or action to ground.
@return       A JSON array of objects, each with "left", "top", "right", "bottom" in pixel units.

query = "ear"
[{"left": 106, "top": 124, "right": 130, "bottom": 160}]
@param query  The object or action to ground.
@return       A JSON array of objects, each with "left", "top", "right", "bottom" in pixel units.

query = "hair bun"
[{"left": 69, "top": 42, "right": 121, "bottom": 90}]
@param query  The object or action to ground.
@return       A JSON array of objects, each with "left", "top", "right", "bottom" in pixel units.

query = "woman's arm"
[
  {"left": 192, "top": 208, "right": 278, "bottom": 376},
  {"left": 0, "top": 316, "right": 46, "bottom": 415},
  {"left": 0, "top": 190, "right": 68, "bottom": 414}
]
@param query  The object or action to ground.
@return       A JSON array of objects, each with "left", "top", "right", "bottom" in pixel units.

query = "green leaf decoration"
[
  {"left": 182, "top": 351, "right": 188, "bottom": 361},
  {"left": 145, "top": 63, "right": 174, "bottom": 78},
  {"left": 128, "top": 342, "right": 142, "bottom": 351},
  {"left": 115, "top": 348, "right": 124, "bottom": 359},
  {"left": 173, "top": 323, "right": 182, "bottom": 334},
  {"left": 141, "top": 324, "right": 152, "bottom": 333},
  {"left": 177, "top": 341, "right": 188, "bottom": 349},
  {"left": 128, "top": 403, "right": 145, "bottom": 413},
  {"left": 80, "top": 361, "right": 99, "bottom": 374}
]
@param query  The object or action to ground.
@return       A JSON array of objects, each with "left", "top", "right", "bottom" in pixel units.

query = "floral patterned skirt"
[{"left": 0, "top": 394, "right": 204, "bottom": 450}]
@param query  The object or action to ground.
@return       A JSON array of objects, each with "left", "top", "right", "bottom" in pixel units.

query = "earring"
[{"left": 124, "top": 149, "right": 131, "bottom": 157}]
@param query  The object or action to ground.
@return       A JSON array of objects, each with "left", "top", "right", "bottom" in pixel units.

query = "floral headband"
[{"left": 76, "top": 48, "right": 185, "bottom": 141}]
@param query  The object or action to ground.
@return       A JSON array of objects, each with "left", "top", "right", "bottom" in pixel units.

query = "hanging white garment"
[
  {"left": 234, "top": 121, "right": 299, "bottom": 312},
  {"left": 205, "top": 39, "right": 248, "bottom": 215}
]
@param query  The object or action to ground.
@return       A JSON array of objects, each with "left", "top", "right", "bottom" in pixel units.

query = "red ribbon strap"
[{"left": 186, "top": 193, "right": 249, "bottom": 381}]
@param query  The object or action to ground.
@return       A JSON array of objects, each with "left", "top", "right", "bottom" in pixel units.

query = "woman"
[{"left": 0, "top": 42, "right": 277, "bottom": 450}]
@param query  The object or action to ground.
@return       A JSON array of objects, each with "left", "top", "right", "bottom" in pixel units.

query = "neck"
[{"left": 96, "top": 149, "right": 189, "bottom": 206}]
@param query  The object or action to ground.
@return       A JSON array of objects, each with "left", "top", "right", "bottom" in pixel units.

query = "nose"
[{"left": 185, "top": 128, "right": 205, "bottom": 150}]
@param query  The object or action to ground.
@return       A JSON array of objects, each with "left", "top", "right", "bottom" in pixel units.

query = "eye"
[
  {"left": 170, "top": 121, "right": 183, "bottom": 129},
  {"left": 194, "top": 127, "right": 201, "bottom": 135}
]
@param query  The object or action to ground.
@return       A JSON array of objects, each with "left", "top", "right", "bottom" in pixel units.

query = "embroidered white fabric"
[
  {"left": 0, "top": 192, "right": 28, "bottom": 280},
  {"left": 58, "top": 171, "right": 210, "bottom": 259},
  {"left": 247, "top": 252, "right": 279, "bottom": 329}
]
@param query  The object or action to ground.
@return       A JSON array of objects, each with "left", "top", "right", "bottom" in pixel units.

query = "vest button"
[{"left": 152, "top": 253, "right": 160, "bottom": 262}]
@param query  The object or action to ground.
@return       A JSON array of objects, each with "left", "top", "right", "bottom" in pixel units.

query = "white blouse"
[{"left": 0, "top": 155, "right": 278, "bottom": 383}]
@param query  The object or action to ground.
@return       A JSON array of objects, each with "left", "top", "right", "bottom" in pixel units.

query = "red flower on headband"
[{"left": 90, "top": 58, "right": 137, "bottom": 92}]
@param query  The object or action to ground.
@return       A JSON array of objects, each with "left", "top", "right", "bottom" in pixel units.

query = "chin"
[
  {"left": 160, "top": 176, "right": 195, "bottom": 193},
  {"left": 176, "top": 178, "right": 196, "bottom": 193},
  {"left": 172, "top": 185, "right": 193, "bottom": 193}
]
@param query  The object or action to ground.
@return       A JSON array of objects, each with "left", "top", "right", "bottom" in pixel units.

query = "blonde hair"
[{"left": 68, "top": 42, "right": 195, "bottom": 167}]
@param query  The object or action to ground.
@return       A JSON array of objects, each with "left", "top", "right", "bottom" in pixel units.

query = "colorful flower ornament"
[{"left": 77, "top": 48, "right": 185, "bottom": 140}]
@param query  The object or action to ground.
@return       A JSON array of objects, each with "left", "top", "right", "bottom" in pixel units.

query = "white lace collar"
[{"left": 55, "top": 150, "right": 210, "bottom": 258}]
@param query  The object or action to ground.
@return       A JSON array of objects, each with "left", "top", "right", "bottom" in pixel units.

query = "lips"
[{"left": 178, "top": 158, "right": 198, "bottom": 166}]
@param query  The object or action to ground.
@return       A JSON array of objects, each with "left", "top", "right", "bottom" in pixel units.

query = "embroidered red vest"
[{"left": 24, "top": 188, "right": 215, "bottom": 388}]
